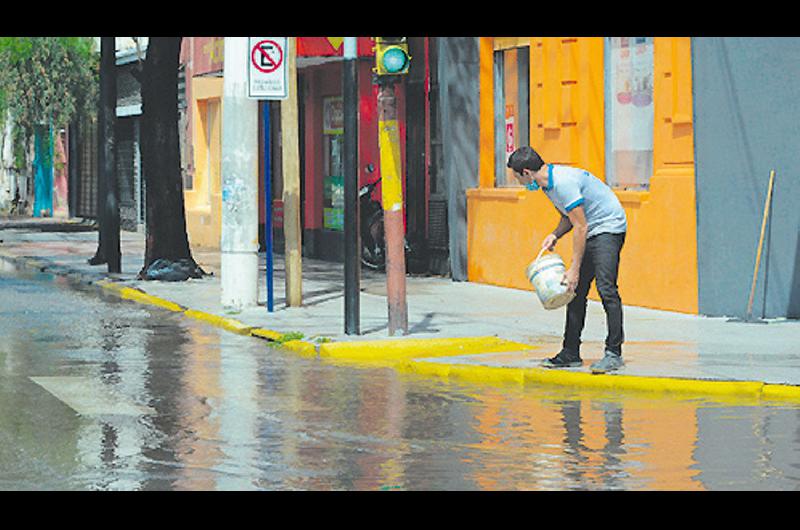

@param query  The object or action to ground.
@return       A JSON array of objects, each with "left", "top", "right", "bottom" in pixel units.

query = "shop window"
[
  {"left": 193, "top": 98, "right": 220, "bottom": 206},
  {"left": 179, "top": 66, "right": 191, "bottom": 191},
  {"left": 493, "top": 46, "right": 530, "bottom": 187},
  {"left": 605, "top": 37, "right": 654, "bottom": 190},
  {"left": 205, "top": 99, "right": 221, "bottom": 205},
  {"left": 322, "top": 96, "right": 344, "bottom": 231}
]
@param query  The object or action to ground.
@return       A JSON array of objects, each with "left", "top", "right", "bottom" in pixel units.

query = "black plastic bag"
[{"left": 141, "top": 258, "right": 206, "bottom": 281}]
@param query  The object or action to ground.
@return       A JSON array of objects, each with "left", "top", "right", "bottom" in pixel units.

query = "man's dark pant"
[{"left": 563, "top": 232, "right": 626, "bottom": 357}]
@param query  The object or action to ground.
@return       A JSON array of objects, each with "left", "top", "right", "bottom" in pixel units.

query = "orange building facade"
[{"left": 468, "top": 37, "right": 698, "bottom": 313}]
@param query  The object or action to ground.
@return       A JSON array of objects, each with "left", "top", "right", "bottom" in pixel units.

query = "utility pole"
[
  {"left": 374, "top": 37, "right": 410, "bottom": 335},
  {"left": 343, "top": 37, "right": 360, "bottom": 335},
  {"left": 220, "top": 37, "right": 259, "bottom": 309},
  {"left": 282, "top": 37, "right": 302, "bottom": 307},
  {"left": 99, "top": 36, "right": 120, "bottom": 274}
]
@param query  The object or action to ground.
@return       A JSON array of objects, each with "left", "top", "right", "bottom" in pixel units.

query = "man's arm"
[
  {"left": 541, "top": 212, "right": 573, "bottom": 251},
  {"left": 553, "top": 213, "right": 573, "bottom": 239},
  {"left": 562, "top": 206, "right": 588, "bottom": 291}
]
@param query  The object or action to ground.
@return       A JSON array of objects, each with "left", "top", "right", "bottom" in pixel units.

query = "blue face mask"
[{"left": 525, "top": 181, "right": 540, "bottom": 191}]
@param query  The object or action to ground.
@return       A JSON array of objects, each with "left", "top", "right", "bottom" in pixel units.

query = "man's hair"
[{"left": 507, "top": 146, "right": 546, "bottom": 173}]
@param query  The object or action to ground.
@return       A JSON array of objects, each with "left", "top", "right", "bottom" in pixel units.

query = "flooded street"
[{"left": 1, "top": 268, "right": 799, "bottom": 491}]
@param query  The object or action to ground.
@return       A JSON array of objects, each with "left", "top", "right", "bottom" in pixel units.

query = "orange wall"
[
  {"left": 185, "top": 76, "right": 224, "bottom": 250},
  {"left": 468, "top": 37, "right": 698, "bottom": 314}
]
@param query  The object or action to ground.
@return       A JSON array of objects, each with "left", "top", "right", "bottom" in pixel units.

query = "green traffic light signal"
[
  {"left": 374, "top": 37, "right": 410, "bottom": 76},
  {"left": 382, "top": 46, "right": 409, "bottom": 73}
]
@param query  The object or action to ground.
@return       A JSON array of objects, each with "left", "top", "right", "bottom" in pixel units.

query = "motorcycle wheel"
[{"left": 361, "top": 210, "right": 385, "bottom": 271}]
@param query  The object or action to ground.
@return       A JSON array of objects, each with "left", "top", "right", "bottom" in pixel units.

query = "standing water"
[{"left": 1, "top": 265, "right": 799, "bottom": 490}]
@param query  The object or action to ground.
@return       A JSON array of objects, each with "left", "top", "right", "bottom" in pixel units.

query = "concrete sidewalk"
[{"left": 2, "top": 217, "right": 799, "bottom": 399}]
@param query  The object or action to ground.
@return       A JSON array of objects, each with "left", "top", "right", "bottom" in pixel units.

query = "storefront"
[
  {"left": 296, "top": 37, "right": 404, "bottom": 263},
  {"left": 468, "top": 37, "right": 697, "bottom": 313},
  {"left": 183, "top": 37, "right": 441, "bottom": 274},
  {"left": 184, "top": 37, "right": 224, "bottom": 250}
]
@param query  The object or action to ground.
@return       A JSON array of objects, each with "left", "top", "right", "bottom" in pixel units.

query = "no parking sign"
[{"left": 248, "top": 37, "right": 288, "bottom": 100}]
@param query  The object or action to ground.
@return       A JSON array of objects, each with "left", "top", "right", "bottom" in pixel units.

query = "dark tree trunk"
[
  {"left": 100, "top": 36, "right": 121, "bottom": 273},
  {"left": 138, "top": 37, "right": 197, "bottom": 277},
  {"left": 90, "top": 36, "right": 119, "bottom": 267}
]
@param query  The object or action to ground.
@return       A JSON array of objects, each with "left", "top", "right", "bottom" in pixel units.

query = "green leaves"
[
  {"left": 0, "top": 36, "right": 34, "bottom": 62},
  {"left": 0, "top": 37, "right": 98, "bottom": 168}
]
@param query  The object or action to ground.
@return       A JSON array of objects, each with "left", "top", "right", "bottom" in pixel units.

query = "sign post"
[
  {"left": 263, "top": 104, "right": 274, "bottom": 312},
  {"left": 248, "top": 37, "right": 288, "bottom": 312}
]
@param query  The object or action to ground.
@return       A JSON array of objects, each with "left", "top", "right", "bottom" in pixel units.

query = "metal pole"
[
  {"left": 221, "top": 37, "right": 259, "bottom": 309},
  {"left": 377, "top": 81, "right": 408, "bottom": 335},
  {"left": 343, "top": 37, "right": 360, "bottom": 335},
  {"left": 263, "top": 102, "right": 274, "bottom": 312}
]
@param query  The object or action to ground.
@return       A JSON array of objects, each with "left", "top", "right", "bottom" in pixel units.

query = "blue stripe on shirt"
[{"left": 565, "top": 197, "right": 585, "bottom": 212}]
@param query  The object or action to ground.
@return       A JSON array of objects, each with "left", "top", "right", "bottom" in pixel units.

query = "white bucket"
[{"left": 525, "top": 252, "right": 576, "bottom": 310}]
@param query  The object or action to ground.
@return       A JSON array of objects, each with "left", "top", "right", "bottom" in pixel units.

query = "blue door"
[{"left": 33, "top": 125, "right": 53, "bottom": 217}]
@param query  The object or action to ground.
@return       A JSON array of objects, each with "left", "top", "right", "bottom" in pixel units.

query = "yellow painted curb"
[
  {"left": 319, "top": 336, "right": 533, "bottom": 366},
  {"left": 251, "top": 329, "right": 322, "bottom": 357},
  {"left": 184, "top": 309, "right": 253, "bottom": 335},
  {"left": 97, "top": 279, "right": 122, "bottom": 291},
  {"left": 281, "top": 340, "right": 318, "bottom": 357},
  {"left": 523, "top": 368, "right": 764, "bottom": 398},
  {"left": 251, "top": 328, "right": 285, "bottom": 341},
  {"left": 762, "top": 384, "right": 800, "bottom": 401},
  {"left": 449, "top": 363, "right": 526, "bottom": 386},
  {"left": 398, "top": 359, "right": 452, "bottom": 379},
  {"left": 403, "top": 359, "right": 772, "bottom": 399},
  {"left": 98, "top": 281, "right": 185, "bottom": 313},
  {"left": 402, "top": 361, "right": 526, "bottom": 387}
]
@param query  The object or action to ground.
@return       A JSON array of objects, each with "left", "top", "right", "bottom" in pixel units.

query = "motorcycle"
[
  {"left": 359, "top": 176, "right": 386, "bottom": 270},
  {"left": 359, "top": 173, "right": 428, "bottom": 273}
]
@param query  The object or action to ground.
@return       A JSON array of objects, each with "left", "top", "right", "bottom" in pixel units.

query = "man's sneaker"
[
  {"left": 590, "top": 351, "right": 625, "bottom": 374},
  {"left": 541, "top": 351, "right": 582, "bottom": 368}
]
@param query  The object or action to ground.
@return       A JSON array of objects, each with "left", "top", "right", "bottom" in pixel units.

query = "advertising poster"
[
  {"left": 608, "top": 37, "right": 654, "bottom": 188},
  {"left": 323, "top": 175, "right": 344, "bottom": 231},
  {"left": 323, "top": 96, "right": 344, "bottom": 231},
  {"left": 323, "top": 96, "right": 343, "bottom": 135}
]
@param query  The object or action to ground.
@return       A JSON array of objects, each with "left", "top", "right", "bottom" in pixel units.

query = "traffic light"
[{"left": 374, "top": 37, "right": 410, "bottom": 76}]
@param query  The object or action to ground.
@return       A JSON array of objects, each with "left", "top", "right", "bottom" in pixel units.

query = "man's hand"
[
  {"left": 562, "top": 266, "right": 579, "bottom": 292},
  {"left": 541, "top": 233, "right": 558, "bottom": 251}
]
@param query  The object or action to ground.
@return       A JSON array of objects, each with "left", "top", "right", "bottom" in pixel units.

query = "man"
[{"left": 507, "top": 146, "right": 628, "bottom": 373}]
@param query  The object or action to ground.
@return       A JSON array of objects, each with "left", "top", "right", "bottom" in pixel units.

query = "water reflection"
[
  {"left": 1, "top": 270, "right": 800, "bottom": 490},
  {"left": 459, "top": 388, "right": 706, "bottom": 490}
]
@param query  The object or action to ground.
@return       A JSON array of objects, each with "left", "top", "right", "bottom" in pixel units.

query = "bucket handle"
[{"left": 533, "top": 246, "right": 570, "bottom": 288}]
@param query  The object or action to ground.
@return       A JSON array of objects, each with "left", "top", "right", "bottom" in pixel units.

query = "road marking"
[{"left": 30, "top": 376, "right": 154, "bottom": 417}]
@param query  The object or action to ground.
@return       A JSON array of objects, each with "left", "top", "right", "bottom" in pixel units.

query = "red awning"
[{"left": 296, "top": 37, "right": 374, "bottom": 57}]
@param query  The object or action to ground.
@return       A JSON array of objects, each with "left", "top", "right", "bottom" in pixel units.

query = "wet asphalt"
[{"left": 1, "top": 267, "right": 800, "bottom": 491}]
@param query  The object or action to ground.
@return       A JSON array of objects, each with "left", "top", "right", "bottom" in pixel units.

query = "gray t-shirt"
[{"left": 541, "top": 164, "right": 627, "bottom": 239}]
